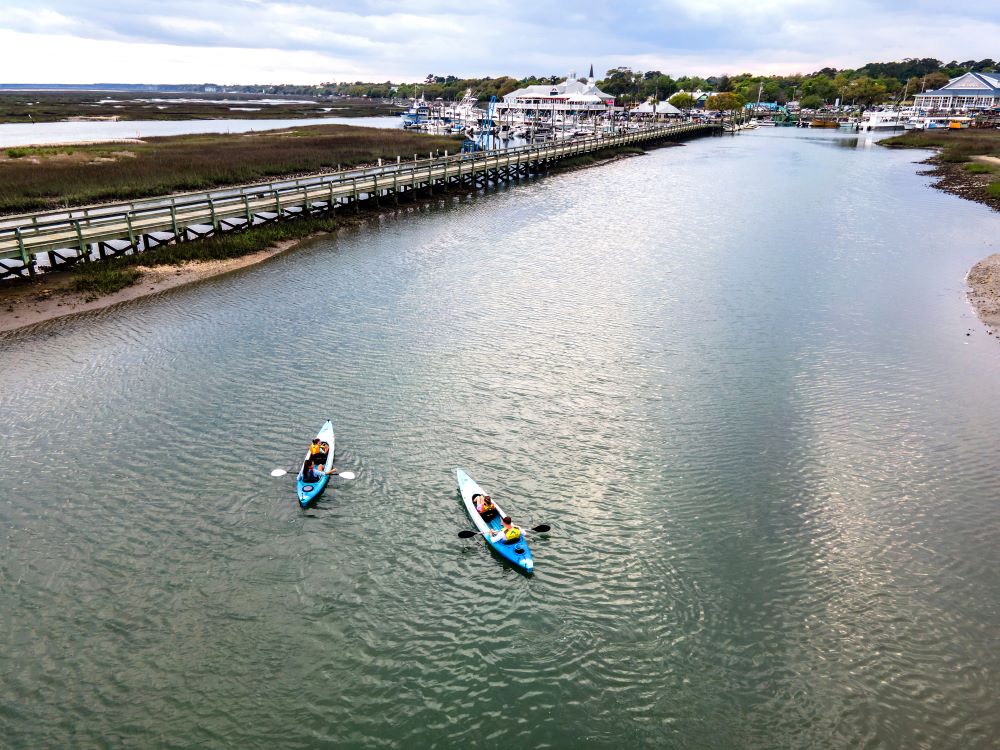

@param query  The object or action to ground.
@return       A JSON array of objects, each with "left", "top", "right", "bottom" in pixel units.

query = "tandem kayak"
[
  {"left": 455, "top": 468, "right": 533, "bottom": 573},
  {"left": 297, "top": 420, "right": 335, "bottom": 508}
]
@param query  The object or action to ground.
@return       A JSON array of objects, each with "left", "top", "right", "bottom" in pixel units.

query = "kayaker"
[
  {"left": 313, "top": 441, "right": 331, "bottom": 466},
  {"left": 490, "top": 516, "right": 522, "bottom": 545},
  {"left": 301, "top": 458, "right": 337, "bottom": 482},
  {"left": 476, "top": 494, "right": 498, "bottom": 522},
  {"left": 308, "top": 438, "right": 322, "bottom": 458}
]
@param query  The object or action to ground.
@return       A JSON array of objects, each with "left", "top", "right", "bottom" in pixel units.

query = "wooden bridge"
[{"left": 0, "top": 122, "right": 716, "bottom": 281}]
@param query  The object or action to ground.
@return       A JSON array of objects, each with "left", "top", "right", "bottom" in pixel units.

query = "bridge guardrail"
[{"left": 0, "top": 123, "right": 711, "bottom": 267}]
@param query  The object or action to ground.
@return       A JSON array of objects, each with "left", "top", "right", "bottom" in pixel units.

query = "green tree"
[
  {"left": 705, "top": 92, "right": 744, "bottom": 114},
  {"left": 669, "top": 92, "right": 695, "bottom": 109},
  {"left": 842, "top": 76, "right": 887, "bottom": 106},
  {"left": 801, "top": 75, "right": 838, "bottom": 103},
  {"left": 598, "top": 67, "right": 641, "bottom": 99},
  {"left": 800, "top": 94, "right": 823, "bottom": 109},
  {"left": 921, "top": 71, "right": 950, "bottom": 91}
]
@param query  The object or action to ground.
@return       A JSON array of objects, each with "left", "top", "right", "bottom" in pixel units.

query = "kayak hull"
[
  {"left": 297, "top": 421, "right": 335, "bottom": 508},
  {"left": 455, "top": 468, "right": 533, "bottom": 573}
]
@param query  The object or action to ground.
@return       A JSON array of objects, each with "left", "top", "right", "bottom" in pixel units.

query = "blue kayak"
[
  {"left": 297, "top": 420, "right": 335, "bottom": 508},
  {"left": 455, "top": 468, "right": 534, "bottom": 573}
]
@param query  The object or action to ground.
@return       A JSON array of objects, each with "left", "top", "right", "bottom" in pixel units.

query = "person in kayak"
[
  {"left": 313, "top": 441, "right": 331, "bottom": 466},
  {"left": 301, "top": 458, "right": 337, "bottom": 482},
  {"left": 308, "top": 438, "right": 322, "bottom": 459},
  {"left": 476, "top": 494, "right": 498, "bottom": 522},
  {"left": 490, "top": 516, "right": 522, "bottom": 545}
]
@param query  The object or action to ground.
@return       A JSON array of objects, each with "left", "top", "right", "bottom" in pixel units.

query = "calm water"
[
  {"left": 0, "top": 115, "right": 399, "bottom": 147},
  {"left": 2, "top": 128, "right": 1000, "bottom": 749}
]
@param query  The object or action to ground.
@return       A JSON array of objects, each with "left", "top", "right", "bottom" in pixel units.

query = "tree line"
[
  {"left": 600, "top": 58, "right": 997, "bottom": 109},
  {"left": 193, "top": 57, "right": 997, "bottom": 107}
]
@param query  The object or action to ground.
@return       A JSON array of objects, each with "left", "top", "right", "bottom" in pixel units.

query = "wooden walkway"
[{"left": 0, "top": 122, "right": 715, "bottom": 281}]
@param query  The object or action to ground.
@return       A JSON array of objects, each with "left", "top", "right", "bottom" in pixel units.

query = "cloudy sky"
[{"left": 1, "top": 0, "right": 998, "bottom": 84}]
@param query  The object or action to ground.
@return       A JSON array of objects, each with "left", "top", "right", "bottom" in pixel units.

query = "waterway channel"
[{"left": 2, "top": 128, "right": 1000, "bottom": 748}]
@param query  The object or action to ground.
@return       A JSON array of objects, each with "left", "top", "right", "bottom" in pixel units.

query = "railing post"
[
  {"left": 14, "top": 227, "right": 28, "bottom": 265},
  {"left": 170, "top": 199, "right": 180, "bottom": 238},
  {"left": 73, "top": 219, "right": 87, "bottom": 258},
  {"left": 125, "top": 214, "right": 136, "bottom": 249}
]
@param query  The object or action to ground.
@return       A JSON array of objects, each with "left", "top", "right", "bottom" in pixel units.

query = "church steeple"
[{"left": 589, "top": 63, "right": 594, "bottom": 81}]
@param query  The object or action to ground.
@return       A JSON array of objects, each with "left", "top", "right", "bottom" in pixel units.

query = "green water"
[{"left": 2, "top": 129, "right": 1000, "bottom": 748}]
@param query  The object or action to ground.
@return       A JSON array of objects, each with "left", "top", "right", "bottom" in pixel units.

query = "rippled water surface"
[{"left": 2, "top": 128, "right": 1000, "bottom": 748}]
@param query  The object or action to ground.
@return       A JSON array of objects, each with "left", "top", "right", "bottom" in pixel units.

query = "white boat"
[{"left": 858, "top": 111, "right": 905, "bottom": 131}]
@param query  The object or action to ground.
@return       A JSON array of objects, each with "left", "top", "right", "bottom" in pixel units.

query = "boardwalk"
[{"left": 0, "top": 122, "right": 715, "bottom": 281}]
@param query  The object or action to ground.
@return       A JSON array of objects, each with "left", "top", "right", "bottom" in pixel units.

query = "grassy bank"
[
  {"left": 881, "top": 129, "right": 1000, "bottom": 212},
  {"left": 881, "top": 129, "right": 1000, "bottom": 162},
  {"left": 0, "top": 125, "right": 462, "bottom": 215},
  {"left": 66, "top": 215, "right": 347, "bottom": 298},
  {"left": 0, "top": 92, "right": 397, "bottom": 124}
]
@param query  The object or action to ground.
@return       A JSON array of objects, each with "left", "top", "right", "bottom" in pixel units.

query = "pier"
[{"left": 0, "top": 122, "right": 716, "bottom": 281}]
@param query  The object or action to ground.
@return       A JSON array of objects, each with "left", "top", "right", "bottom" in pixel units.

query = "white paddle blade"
[
  {"left": 270, "top": 469, "right": 288, "bottom": 477},
  {"left": 337, "top": 471, "right": 355, "bottom": 480}
]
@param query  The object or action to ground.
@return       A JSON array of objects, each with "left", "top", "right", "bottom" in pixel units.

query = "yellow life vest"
[
  {"left": 480, "top": 500, "right": 495, "bottom": 513},
  {"left": 309, "top": 443, "right": 321, "bottom": 456},
  {"left": 504, "top": 526, "right": 521, "bottom": 542}
]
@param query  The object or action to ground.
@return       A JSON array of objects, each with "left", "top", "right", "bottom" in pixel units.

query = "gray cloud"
[{"left": 3, "top": 0, "right": 998, "bottom": 82}]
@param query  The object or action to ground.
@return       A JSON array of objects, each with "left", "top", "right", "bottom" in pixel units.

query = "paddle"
[
  {"left": 458, "top": 524, "right": 550, "bottom": 539},
  {"left": 270, "top": 468, "right": 355, "bottom": 480}
]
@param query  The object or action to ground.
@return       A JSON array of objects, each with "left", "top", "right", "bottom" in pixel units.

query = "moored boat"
[
  {"left": 455, "top": 468, "right": 534, "bottom": 573},
  {"left": 297, "top": 420, "right": 335, "bottom": 508}
]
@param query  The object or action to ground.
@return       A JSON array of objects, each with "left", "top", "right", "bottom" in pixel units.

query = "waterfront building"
[
  {"left": 632, "top": 100, "right": 684, "bottom": 119},
  {"left": 913, "top": 72, "right": 1000, "bottom": 112},
  {"left": 497, "top": 68, "right": 615, "bottom": 117}
]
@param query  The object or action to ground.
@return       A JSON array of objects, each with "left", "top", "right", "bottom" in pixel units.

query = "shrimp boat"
[
  {"left": 296, "top": 420, "right": 335, "bottom": 508},
  {"left": 455, "top": 468, "right": 534, "bottom": 573}
]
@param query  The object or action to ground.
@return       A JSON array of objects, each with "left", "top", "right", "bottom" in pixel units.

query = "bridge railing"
[{"left": 0, "top": 122, "right": 710, "bottom": 266}]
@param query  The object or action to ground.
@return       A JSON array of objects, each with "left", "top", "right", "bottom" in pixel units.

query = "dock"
[{"left": 0, "top": 122, "right": 717, "bottom": 281}]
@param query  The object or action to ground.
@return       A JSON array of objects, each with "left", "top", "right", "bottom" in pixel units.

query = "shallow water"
[
  {"left": 2, "top": 128, "right": 1000, "bottom": 749},
  {"left": 0, "top": 115, "right": 400, "bottom": 147}
]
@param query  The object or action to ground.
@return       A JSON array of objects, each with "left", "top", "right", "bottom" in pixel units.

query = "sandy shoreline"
[
  {"left": 0, "top": 238, "right": 303, "bottom": 334},
  {"left": 967, "top": 254, "right": 1000, "bottom": 333},
  {"left": 913, "top": 153, "right": 1000, "bottom": 334}
]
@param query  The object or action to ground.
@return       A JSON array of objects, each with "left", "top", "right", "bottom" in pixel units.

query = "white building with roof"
[
  {"left": 497, "top": 67, "right": 615, "bottom": 116},
  {"left": 913, "top": 72, "right": 1000, "bottom": 112},
  {"left": 632, "top": 100, "right": 683, "bottom": 119}
]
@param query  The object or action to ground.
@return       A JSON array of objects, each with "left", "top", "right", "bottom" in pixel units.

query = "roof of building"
[
  {"left": 633, "top": 100, "right": 683, "bottom": 114},
  {"left": 503, "top": 75, "right": 614, "bottom": 103},
  {"left": 917, "top": 71, "right": 1000, "bottom": 97}
]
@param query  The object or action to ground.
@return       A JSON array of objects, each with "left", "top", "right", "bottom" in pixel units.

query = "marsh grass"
[
  {"left": 0, "top": 125, "right": 462, "bottom": 214},
  {"left": 61, "top": 215, "right": 347, "bottom": 297},
  {"left": 963, "top": 162, "right": 995, "bottom": 174},
  {"left": 882, "top": 130, "right": 1000, "bottom": 163},
  {"left": 987, "top": 181, "right": 1000, "bottom": 198},
  {"left": 69, "top": 263, "right": 142, "bottom": 298}
]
